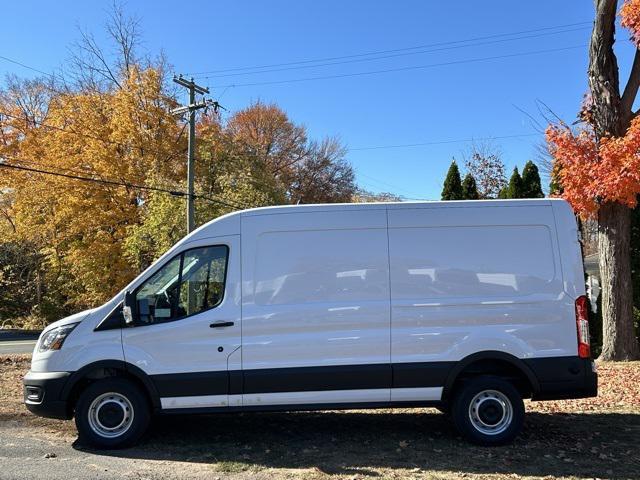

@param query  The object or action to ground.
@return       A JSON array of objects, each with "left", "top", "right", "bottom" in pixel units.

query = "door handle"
[{"left": 210, "top": 321, "right": 234, "bottom": 328}]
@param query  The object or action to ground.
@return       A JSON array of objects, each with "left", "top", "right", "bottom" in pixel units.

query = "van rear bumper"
[
  {"left": 23, "top": 371, "right": 72, "bottom": 420},
  {"left": 525, "top": 356, "right": 598, "bottom": 400}
]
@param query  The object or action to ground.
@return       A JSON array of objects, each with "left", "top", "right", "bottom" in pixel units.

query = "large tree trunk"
[
  {"left": 589, "top": 0, "right": 640, "bottom": 360},
  {"left": 598, "top": 202, "right": 640, "bottom": 360}
]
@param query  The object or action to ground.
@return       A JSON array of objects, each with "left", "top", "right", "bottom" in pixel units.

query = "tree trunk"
[
  {"left": 598, "top": 202, "right": 640, "bottom": 360},
  {"left": 588, "top": 0, "right": 640, "bottom": 360}
]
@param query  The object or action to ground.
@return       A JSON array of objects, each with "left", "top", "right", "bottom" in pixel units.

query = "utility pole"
[{"left": 171, "top": 75, "right": 211, "bottom": 234}]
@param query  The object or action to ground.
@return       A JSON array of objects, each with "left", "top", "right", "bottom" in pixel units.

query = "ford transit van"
[{"left": 23, "top": 199, "right": 597, "bottom": 448}]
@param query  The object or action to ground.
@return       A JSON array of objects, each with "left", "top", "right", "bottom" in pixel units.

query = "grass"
[{"left": 2, "top": 355, "right": 640, "bottom": 479}]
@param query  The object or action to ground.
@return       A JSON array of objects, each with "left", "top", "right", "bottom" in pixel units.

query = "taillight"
[{"left": 575, "top": 295, "right": 591, "bottom": 358}]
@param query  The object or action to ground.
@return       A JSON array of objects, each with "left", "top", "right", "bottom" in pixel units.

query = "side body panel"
[
  {"left": 387, "top": 202, "right": 579, "bottom": 367},
  {"left": 240, "top": 208, "right": 392, "bottom": 404}
]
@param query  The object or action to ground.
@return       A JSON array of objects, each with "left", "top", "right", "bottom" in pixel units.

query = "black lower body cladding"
[
  {"left": 23, "top": 354, "right": 597, "bottom": 419},
  {"left": 525, "top": 356, "right": 597, "bottom": 400},
  {"left": 149, "top": 355, "right": 597, "bottom": 402}
]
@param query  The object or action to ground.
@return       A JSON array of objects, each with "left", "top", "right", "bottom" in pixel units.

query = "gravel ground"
[{"left": 1, "top": 355, "right": 639, "bottom": 480}]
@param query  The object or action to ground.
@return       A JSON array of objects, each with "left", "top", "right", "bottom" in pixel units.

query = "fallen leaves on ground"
[{"left": 1, "top": 355, "right": 639, "bottom": 480}]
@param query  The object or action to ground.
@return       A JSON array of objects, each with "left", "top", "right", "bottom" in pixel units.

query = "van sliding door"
[{"left": 240, "top": 208, "right": 392, "bottom": 406}]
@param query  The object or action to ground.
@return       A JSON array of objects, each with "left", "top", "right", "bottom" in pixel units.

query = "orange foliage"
[
  {"left": 546, "top": 117, "right": 640, "bottom": 217},
  {"left": 544, "top": 0, "right": 640, "bottom": 217},
  {"left": 620, "top": 0, "right": 640, "bottom": 47}
]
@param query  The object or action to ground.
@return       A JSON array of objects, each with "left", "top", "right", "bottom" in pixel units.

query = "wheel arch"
[
  {"left": 441, "top": 351, "right": 540, "bottom": 402},
  {"left": 61, "top": 359, "right": 161, "bottom": 415}
]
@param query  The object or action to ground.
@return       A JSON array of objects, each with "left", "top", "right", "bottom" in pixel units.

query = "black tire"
[
  {"left": 74, "top": 378, "right": 150, "bottom": 449},
  {"left": 451, "top": 376, "right": 524, "bottom": 446}
]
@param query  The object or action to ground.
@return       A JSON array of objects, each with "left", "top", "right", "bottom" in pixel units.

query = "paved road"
[
  {"left": 0, "top": 331, "right": 39, "bottom": 354},
  {"left": 0, "top": 339, "right": 36, "bottom": 354},
  {"left": 0, "top": 424, "right": 263, "bottom": 480}
]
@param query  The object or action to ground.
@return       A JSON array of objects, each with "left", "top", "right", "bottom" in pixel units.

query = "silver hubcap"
[
  {"left": 87, "top": 392, "right": 134, "bottom": 438},
  {"left": 468, "top": 389, "right": 513, "bottom": 436}
]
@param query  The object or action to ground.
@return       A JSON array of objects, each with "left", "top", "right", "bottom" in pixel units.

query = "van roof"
[
  {"left": 240, "top": 198, "right": 558, "bottom": 217},
  {"left": 166, "top": 197, "right": 569, "bottom": 273}
]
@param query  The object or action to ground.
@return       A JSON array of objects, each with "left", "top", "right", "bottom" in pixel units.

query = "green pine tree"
[
  {"left": 441, "top": 160, "right": 464, "bottom": 200},
  {"left": 521, "top": 160, "right": 544, "bottom": 198},
  {"left": 461, "top": 173, "right": 480, "bottom": 200},
  {"left": 507, "top": 167, "right": 524, "bottom": 199}
]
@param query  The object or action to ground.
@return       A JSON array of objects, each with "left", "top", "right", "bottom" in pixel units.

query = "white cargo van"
[{"left": 23, "top": 199, "right": 597, "bottom": 448}]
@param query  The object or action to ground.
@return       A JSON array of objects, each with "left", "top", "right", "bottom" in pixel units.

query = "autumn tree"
[
  {"left": 441, "top": 160, "right": 464, "bottom": 200},
  {"left": 1, "top": 68, "right": 183, "bottom": 309},
  {"left": 226, "top": 101, "right": 307, "bottom": 183},
  {"left": 463, "top": 141, "right": 507, "bottom": 198},
  {"left": 521, "top": 161, "right": 544, "bottom": 198},
  {"left": 122, "top": 104, "right": 356, "bottom": 269},
  {"left": 0, "top": 5, "right": 359, "bottom": 324},
  {"left": 461, "top": 173, "right": 480, "bottom": 200},
  {"left": 546, "top": 0, "right": 640, "bottom": 359},
  {"left": 352, "top": 190, "right": 403, "bottom": 203},
  {"left": 227, "top": 102, "right": 355, "bottom": 204},
  {"left": 0, "top": 7, "right": 184, "bottom": 314}
]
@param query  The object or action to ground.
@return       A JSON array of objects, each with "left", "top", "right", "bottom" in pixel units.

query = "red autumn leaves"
[
  {"left": 546, "top": 0, "right": 640, "bottom": 217},
  {"left": 546, "top": 118, "right": 640, "bottom": 216}
]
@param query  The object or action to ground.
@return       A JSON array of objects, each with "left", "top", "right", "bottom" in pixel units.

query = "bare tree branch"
[
  {"left": 512, "top": 103, "right": 546, "bottom": 133},
  {"left": 106, "top": 1, "right": 141, "bottom": 81},
  {"left": 71, "top": 28, "right": 122, "bottom": 89},
  {"left": 621, "top": 49, "right": 640, "bottom": 117},
  {"left": 67, "top": 2, "right": 143, "bottom": 91}
]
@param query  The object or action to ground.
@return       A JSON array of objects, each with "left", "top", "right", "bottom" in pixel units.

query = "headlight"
[{"left": 38, "top": 323, "right": 79, "bottom": 352}]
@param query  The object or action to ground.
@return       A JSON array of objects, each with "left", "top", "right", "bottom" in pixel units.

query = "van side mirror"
[{"left": 123, "top": 291, "right": 135, "bottom": 325}]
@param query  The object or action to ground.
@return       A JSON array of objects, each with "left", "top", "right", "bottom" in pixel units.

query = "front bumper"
[{"left": 23, "top": 370, "right": 72, "bottom": 419}]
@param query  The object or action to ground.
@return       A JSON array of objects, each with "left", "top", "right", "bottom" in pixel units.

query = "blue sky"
[{"left": 1, "top": 1, "right": 635, "bottom": 199}]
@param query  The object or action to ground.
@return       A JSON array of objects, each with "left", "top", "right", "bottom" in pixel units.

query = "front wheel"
[
  {"left": 75, "top": 378, "right": 150, "bottom": 449},
  {"left": 451, "top": 376, "right": 524, "bottom": 446}
]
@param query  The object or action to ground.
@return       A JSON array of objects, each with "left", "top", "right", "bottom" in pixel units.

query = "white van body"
[{"left": 24, "top": 199, "right": 597, "bottom": 447}]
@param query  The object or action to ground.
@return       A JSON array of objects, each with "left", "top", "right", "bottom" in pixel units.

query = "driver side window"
[{"left": 134, "top": 245, "right": 228, "bottom": 325}]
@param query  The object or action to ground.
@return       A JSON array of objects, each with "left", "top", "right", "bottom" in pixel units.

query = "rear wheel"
[
  {"left": 75, "top": 378, "right": 150, "bottom": 449},
  {"left": 451, "top": 376, "right": 524, "bottom": 446}
]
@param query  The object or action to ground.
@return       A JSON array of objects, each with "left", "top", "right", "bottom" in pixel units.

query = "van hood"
[{"left": 42, "top": 308, "right": 96, "bottom": 333}]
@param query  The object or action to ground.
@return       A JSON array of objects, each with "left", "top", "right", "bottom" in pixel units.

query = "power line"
[
  {"left": 0, "top": 110, "right": 185, "bottom": 164},
  {"left": 6, "top": 156, "right": 118, "bottom": 179},
  {"left": 187, "top": 21, "right": 591, "bottom": 76},
  {"left": 5, "top": 156, "right": 188, "bottom": 197},
  {"left": 350, "top": 132, "right": 542, "bottom": 151},
  {"left": 0, "top": 54, "right": 60, "bottom": 79},
  {"left": 0, "top": 159, "right": 247, "bottom": 210},
  {"left": 197, "top": 26, "right": 589, "bottom": 79},
  {"left": 356, "top": 171, "right": 425, "bottom": 199},
  {"left": 209, "top": 44, "right": 586, "bottom": 88}
]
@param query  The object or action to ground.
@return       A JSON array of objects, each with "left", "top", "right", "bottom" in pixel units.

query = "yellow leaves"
[{"left": 1, "top": 66, "right": 184, "bottom": 308}]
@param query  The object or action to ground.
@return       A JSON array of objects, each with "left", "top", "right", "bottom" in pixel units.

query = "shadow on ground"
[{"left": 78, "top": 410, "right": 640, "bottom": 478}]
